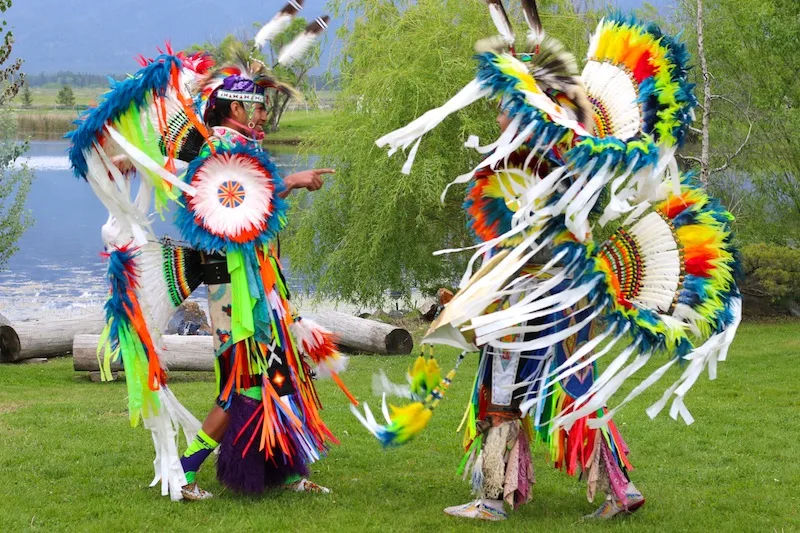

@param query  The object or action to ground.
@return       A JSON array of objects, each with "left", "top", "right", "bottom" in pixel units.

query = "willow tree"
[{"left": 284, "top": 0, "right": 592, "bottom": 305}]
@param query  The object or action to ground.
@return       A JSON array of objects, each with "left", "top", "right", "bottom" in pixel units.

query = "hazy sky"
[{"left": 10, "top": 0, "right": 669, "bottom": 74}]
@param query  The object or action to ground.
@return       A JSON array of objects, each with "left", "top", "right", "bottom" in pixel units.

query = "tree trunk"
[
  {"left": 0, "top": 313, "right": 106, "bottom": 363},
  {"left": 697, "top": 0, "right": 711, "bottom": 185},
  {"left": 269, "top": 94, "right": 291, "bottom": 133}
]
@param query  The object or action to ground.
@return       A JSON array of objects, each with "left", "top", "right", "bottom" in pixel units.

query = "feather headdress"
[{"left": 201, "top": 7, "right": 331, "bottom": 115}]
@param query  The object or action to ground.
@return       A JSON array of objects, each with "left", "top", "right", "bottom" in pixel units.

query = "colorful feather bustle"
[
  {"left": 585, "top": 15, "right": 696, "bottom": 147},
  {"left": 597, "top": 176, "right": 740, "bottom": 340},
  {"left": 464, "top": 148, "right": 552, "bottom": 247},
  {"left": 352, "top": 352, "right": 466, "bottom": 447},
  {"left": 69, "top": 53, "right": 213, "bottom": 208},
  {"left": 175, "top": 143, "right": 287, "bottom": 254},
  {"left": 369, "top": 4, "right": 742, "bottom": 449},
  {"left": 98, "top": 243, "right": 202, "bottom": 501}
]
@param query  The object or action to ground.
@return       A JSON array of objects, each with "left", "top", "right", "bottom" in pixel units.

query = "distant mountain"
[{"left": 8, "top": 0, "right": 332, "bottom": 74}]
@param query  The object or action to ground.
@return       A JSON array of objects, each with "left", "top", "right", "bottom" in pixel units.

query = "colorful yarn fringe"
[
  {"left": 98, "top": 245, "right": 165, "bottom": 426},
  {"left": 535, "top": 381, "right": 631, "bottom": 477}
]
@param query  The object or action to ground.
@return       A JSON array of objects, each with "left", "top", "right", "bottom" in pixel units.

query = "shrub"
[{"left": 741, "top": 243, "right": 800, "bottom": 314}]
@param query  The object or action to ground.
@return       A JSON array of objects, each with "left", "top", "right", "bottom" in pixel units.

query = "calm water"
[{"left": 0, "top": 140, "right": 315, "bottom": 321}]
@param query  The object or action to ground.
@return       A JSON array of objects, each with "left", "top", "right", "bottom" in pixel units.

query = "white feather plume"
[
  {"left": 254, "top": 0, "right": 305, "bottom": 50},
  {"left": 485, "top": 0, "right": 515, "bottom": 45},
  {"left": 255, "top": 15, "right": 293, "bottom": 49},
  {"left": 277, "top": 16, "right": 329, "bottom": 66}
]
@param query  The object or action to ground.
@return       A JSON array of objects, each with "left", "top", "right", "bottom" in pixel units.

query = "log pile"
[
  {"left": 72, "top": 309, "right": 413, "bottom": 373},
  {"left": 0, "top": 312, "right": 106, "bottom": 363},
  {"left": 0, "top": 307, "right": 413, "bottom": 371},
  {"left": 73, "top": 334, "right": 214, "bottom": 372}
]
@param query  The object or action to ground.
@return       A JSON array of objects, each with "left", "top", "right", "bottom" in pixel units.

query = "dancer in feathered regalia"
[
  {"left": 68, "top": 2, "right": 355, "bottom": 501},
  {"left": 354, "top": 0, "right": 741, "bottom": 521}
]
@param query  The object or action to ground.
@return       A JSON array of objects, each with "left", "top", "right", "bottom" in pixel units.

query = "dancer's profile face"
[
  {"left": 252, "top": 103, "right": 268, "bottom": 129},
  {"left": 227, "top": 101, "right": 268, "bottom": 133},
  {"left": 497, "top": 111, "right": 512, "bottom": 133}
]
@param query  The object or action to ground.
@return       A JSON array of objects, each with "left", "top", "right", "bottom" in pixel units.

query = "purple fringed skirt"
[{"left": 217, "top": 394, "right": 309, "bottom": 494}]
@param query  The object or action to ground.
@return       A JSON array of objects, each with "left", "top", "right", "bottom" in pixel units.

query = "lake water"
[{"left": 0, "top": 140, "right": 318, "bottom": 321}]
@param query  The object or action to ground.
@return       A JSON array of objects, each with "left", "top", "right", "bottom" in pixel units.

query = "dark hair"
[{"left": 203, "top": 98, "right": 235, "bottom": 127}]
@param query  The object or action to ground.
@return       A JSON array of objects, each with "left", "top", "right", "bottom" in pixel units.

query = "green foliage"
[
  {"left": 680, "top": 0, "right": 800, "bottom": 245},
  {"left": 741, "top": 243, "right": 800, "bottom": 308},
  {"left": 0, "top": 0, "right": 23, "bottom": 106},
  {"left": 0, "top": 0, "right": 32, "bottom": 269},
  {"left": 55, "top": 84, "right": 75, "bottom": 107},
  {"left": 285, "top": 0, "right": 592, "bottom": 305},
  {"left": 0, "top": 111, "right": 32, "bottom": 269},
  {"left": 285, "top": 0, "right": 494, "bottom": 305}
]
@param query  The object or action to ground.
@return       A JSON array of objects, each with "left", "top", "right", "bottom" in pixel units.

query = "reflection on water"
[{"left": 0, "top": 140, "right": 314, "bottom": 321}]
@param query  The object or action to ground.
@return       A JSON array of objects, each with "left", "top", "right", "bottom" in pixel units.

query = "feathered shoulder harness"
[{"left": 354, "top": 0, "right": 741, "bottom": 446}]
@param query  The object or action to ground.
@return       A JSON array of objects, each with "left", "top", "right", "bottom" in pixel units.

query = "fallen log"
[
  {"left": 0, "top": 313, "right": 106, "bottom": 363},
  {"left": 308, "top": 310, "right": 413, "bottom": 355},
  {"left": 73, "top": 334, "right": 214, "bottom": 372}
]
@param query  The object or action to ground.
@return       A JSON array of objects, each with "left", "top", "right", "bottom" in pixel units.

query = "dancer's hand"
[{"left": 281, "top": 168, "right": 335, "bottom": 197}]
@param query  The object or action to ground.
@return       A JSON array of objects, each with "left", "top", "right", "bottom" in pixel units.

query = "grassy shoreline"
[{"left": 15, "top": 109, "right": 332, "bottom": 144}]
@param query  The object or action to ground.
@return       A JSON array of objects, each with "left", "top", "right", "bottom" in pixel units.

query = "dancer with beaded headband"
[
  {"left": 68, "top": 2, "right": 355, "bottom": 501},
  {"left": 354, "top": 0, "right": 741, "bottom": 521}
]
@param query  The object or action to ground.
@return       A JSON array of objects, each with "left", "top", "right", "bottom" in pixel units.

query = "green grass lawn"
[
  {"left": 0, "top": 321, "right": 798, "bottom": 532},
  {"left": 264, "top": 110, "right": 334, "bottom": 144}
]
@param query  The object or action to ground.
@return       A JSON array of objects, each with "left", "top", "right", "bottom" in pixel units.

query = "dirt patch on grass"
[
  {"left": 0, "top": 402, "right": 27, "bottom": 435},
  {"left": 0, "top": 402, "right": 25, "bottom": 416}
]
